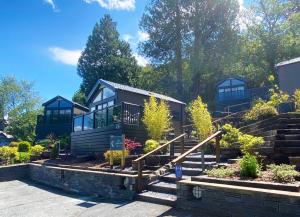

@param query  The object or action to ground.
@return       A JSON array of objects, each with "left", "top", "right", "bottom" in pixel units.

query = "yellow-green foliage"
[
  {"left": 103, "top": 150, "right": 129, "bottom": 164},
  {"left": 220, "top": 124, "right": 240, "bottom": 148},
  {"left": 0, "top": 146, "right": 18, "bottom": 164},
  {"left": 17, "top": 141, "right": 31, "bottom": 152},
  {"left": 268, "top": 88, "right": 289, "bottom": 107},
  {"left": 142, "top": 96, "right": 171, "bottom": 140},
  {"left": 143, "top": 139, "right": 159, "bottom": 153},
  {"left": 9, "top": 141, "right": 19, "bottom": 147},
  {"left": 294, "top": 89, "right": 300, "bottom": 112},
  {"left": 207, "top": 167, "right": 235, "bottom": 178},
  {"left": 238, "top": 134, "right": 264, "bottom": 154},
  {"left": 31, "top": 145, "right": 45, "bottom": 156},
  {"left": 188, "top": 96, "right": 213, "bottom": 141},
  {"left": 268, "top": 164, "right": 299, "bottom": 183},
  {"left": 244, "top": 100, "right": 278, "bottom": 122}
]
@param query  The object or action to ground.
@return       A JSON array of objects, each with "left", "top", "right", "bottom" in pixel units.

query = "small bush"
[
  {"left": 207, "top": 167, "right": 235, "bottom": 178},
  {"left": 31, "top": 145, "right": 45, "bottom": 156},
  {"left": 238, "top": 134, "right": 264, "bottom": 154},
  {"left": 17, "top": 141, "right": 31, "bottom": 152},
  {"left": 244, "top": 99, "right": 278, "bottom": 122},
  {"left": 125, "top": 138, "right": 141, "bottom": 153},
  {"left": 50, "top": 143, "right": 59, "bottom": 159},
  {"left": 268, "top": 164, "right": 299, "bottom": 183},
  {"left": 103, "top": 150, "right": 129, "bottom": 164},
  {"left": 220, "top": 124, "right": 240, "bottom": 148},
  {"left": 294, "top": 89, "right": 300, "bottom": 112},
  {"left": 9, "top": 141, "right": 19, "bottom": 147},
  {"left": 0, "top": 147, "right": 18, "bottom": 164},
  {"left": 240, "top": 153, "right": 261, "bottom": 178},
  {"left": 143, "top": 139, "right": 159, "bottom": 153},
  {"left": 17, "top": 152, "right": 31, "bottom": 163}
]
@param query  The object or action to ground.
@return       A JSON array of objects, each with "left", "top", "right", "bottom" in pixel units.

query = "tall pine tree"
[{"left": 77, "top": 14, "right": 140, "bottom": 96}]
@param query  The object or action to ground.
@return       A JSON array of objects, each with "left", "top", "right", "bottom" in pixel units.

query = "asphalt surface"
[{"left": 0, "top": 180, "right": 206, "bottom": 217}]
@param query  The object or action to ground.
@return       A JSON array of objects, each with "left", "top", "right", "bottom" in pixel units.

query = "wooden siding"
[{"left": 71, "top": 125, "right": 122, "bottom": 156}]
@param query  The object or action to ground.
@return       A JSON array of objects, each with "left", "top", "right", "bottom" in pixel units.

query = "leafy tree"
[
  {"left": 0, "top": 75, "right": 40, "bottom": 142},
  {"left": 78, "top": 14, "right": 140, "bottom": 96},
  {"left": 72, "top": 90, "right": 86, "bottom": 106},
  {"left": 139, "top": 0, "right": 187, "bottom": 99},
  {"left": 142, "top": 96, "right": 172, "bottom": 140},
  {"left": 188, "top": 96, "right": 213, "bottom": 141}
]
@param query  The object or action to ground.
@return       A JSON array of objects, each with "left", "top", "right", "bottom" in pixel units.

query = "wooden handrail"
[
  {"left": 133, "top": 133, "right": 186, "bottom": 163},
  {"left": 171, "top": 130, "right": 223, "bottom": 165}
]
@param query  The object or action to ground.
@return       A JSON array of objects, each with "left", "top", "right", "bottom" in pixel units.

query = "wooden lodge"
[
  {"left": 36, "top": 96, "right": 89, "bottom": 140},
  {"left": 71, "top": 79, "right": 186, "bottom": 156}
]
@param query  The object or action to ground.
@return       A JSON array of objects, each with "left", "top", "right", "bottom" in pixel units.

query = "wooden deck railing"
[
  {"left": 132, "top": 133, "right": 186, "bottom": 192},
  {"left": 171, "top": 130, "right": 223, "bottom": 171}
]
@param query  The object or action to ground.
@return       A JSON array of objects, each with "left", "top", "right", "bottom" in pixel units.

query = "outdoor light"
[{"left": 192, "top": 186, "right": 203, "bottom": 199}]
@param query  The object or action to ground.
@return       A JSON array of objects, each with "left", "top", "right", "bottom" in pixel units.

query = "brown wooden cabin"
[
  {"left": 71, "top": 79, "right": 185, "bottom": 156},
  {"left": 36, "top": 96, "right": 89, "bottom": 140}
]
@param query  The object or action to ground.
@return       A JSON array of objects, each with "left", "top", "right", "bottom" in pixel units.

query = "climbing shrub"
[
  {"left": 17, "top": 141, "right": 31, "bottom": 152},
  {"left": 207, "top": 167, "right": 235, "bottom": 178},
  {"left": 142, "top": 96, "right": 171, "bottom": 140},
  {"left": 294, "top": 89, "right": 300, "bottom": 112},
  {"left": 188, "top": 96, "right": 213, "bottom": 141},
  {"left": 268, "top": 164, "right": 299, "bottom": 183},
  {"left": 143, "top": 139, "right": 159, "bottom": 153},
  {"left": 238, "top": 134, "right": 264, "bottom": 154},
  {"left": 103, "top": 150, "right": 129, "bottom": 164},
  {"left": 240, "top": 153, "right": 261, "bottom": 178},
  {"left": 220, "top": 124, "right": 240, "bottom": 148}
]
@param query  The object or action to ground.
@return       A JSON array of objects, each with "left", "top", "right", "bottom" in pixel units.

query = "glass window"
[
  {"left": 103, "top": 103, "right": 107, "bottom": 109},
  {"left": 74, "top": 116, "right": 83, "bottom": 132},
  {"left": 60, "top": 109, "right": 72, "bottom": 123},
  {"left": 108, "top": 100, "right": 114, "bottom": 107},
  {"left": 103, "top": 87, "right": 115, "bottom": 99},
  {"left": 91, "top": 107, "right": 96, "bottom": 112},
  {"left": 59, "top": 100, "right": 72, "bottom": 108},
  {"left": 83, "top": 113, "right": 94, "bottom": 130},
  {"left": 107, "top": 107, "right": 114, "bottom": 126},
  {"left": 218, "top": 88, "right": 224, "bottom": 93},
  {"left": 95, "top": 110, "right": 107, "bottom": 128},
  {"left": 237, "top": 86, "right": 244, "bottom": 91},
  {"left": 47, "top": 101, "right": 59, "bottom": 108},
  {"left": 93, "top": 90, "right": 103, "bottom": 103}
]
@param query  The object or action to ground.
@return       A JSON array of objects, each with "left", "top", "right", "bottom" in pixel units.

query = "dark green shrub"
[
  {"left": 220, "top": 124, "right": 240, "bottom": 148},
  {"left": 240, "top": 153, "right": 261, "bottom": 178},
  {"left": 207, "top": 167, "right": 235, "bottom": 178},
  {"left": 268, "top": 164, "right": 299, "bottom": 183},
  {"left": 17, "top": 141, "right": 31, "bottom": 152}
]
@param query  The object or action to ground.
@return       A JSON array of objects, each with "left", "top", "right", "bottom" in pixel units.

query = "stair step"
[
  {"left": 147, "top": 181, "right": 176, "bottom": 194},
  {"left": 182, "top": 161, "right": 216, "bottom": 168},
  {"left": 274, "top": 140, "right": 300, "bottom": 147},
  {"left": 170, "top": 167, "right": 203, "bottom": 176},
  {"left": 277, "top": 129, "right": 300, "bottom": 135},
  {"left": 185, "top": 154, "right": 217, "bottom": 162},
  {"left": 137, "top": 191, "right": 177, "bottom": 206},
  {"left": 281, "top": 124, "right": 300, "bottom": 129},
  {"left": 160, "top": 173, "right": 190, "bottom": 183},
  {"left": 276, "top": 147, "right": 300, "bottom": 155}
]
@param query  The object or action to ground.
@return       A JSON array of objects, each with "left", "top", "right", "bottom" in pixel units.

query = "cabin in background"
[
  {"left": 0, "top": 131, "right": 13, "bottom": 147},
  {"left": 276, "top": 57, "right": 300, "bottom": 95},
  {"left": 36, "top": 96, "right": 88, "bottom": 140},
  {"left": 71, "top": 79, "right": 185, "bottom": 157},
  {"left": 215, "top": 77, "right": 268, "bottom": 114}
]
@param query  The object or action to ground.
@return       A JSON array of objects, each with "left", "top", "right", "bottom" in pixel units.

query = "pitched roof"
[
  {"left": 275, "top": 57, "right": 300, "bottom": 67},
  {"left": 42, "top": 95, "right": 89, "bottom": 111},
  {"left": 87, "top": 79, "right": 185, "bottom": 105}
]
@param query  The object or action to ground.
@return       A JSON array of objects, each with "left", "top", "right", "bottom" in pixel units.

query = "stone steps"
[
  {"left": 137, "top": 191, "right": 177, "bottom": 206},
  {"left": 160, "top": 173, "right": 190, "bottom": 183},
  {"left": 146, "top": 180, "right": 177, "bottom": 194},
  {"left": 169, "top": 167, "right": 203, "bottom": 176},
  {"left": 274, "top": 140, "right": 300, "bottom": 147},
  {"left": 181, "top": 161, "right": 216, "bottom": 168}
]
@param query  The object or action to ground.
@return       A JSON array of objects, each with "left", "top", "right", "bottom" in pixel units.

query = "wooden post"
[
  {"left": 137, "top": 161, "right": 142, "bottom": 192},
  {"left": 110, "top": 150, "right": 113, "bottom": 169},
  {"left": 121, "top": 134, "right": 125, "bottom": 170},
  {"left": 201, "top": 147, "right": 205, "bottom": 171},
  {"left": 216, "top": 135, "right": 221, "bottom": 164},
  {"left": 170, "top": 142, "right": 174, "bottom": 156}
]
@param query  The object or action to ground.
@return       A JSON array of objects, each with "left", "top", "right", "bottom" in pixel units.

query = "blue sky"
[
  {"left": 0, "top": 0, "right": 247, "bottom": 103},
  {"left": 0, "top": 0, "right": 148, "bottom": 102}
]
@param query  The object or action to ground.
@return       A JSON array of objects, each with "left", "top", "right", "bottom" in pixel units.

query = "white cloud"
[
  {"left": 123, "top": 34, "right": 133, "bottom": 43},
  {"left": 83, "top": 0, "right": 135, "bottom": 11},
  {"left": 44, "top": 0, "right": 59, "bottom": 12},
  {"left": 49, "top": 47, "right": 82, "bottom": 66},
  {"left": 133, "top": 53, "right": 148, "bottom": 67},
  {"left": 137, "top": 31, "right": 149, "bottom": 42}
]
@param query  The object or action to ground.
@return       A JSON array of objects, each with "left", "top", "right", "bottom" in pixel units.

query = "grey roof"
[
  {"left": 42, "top": 95, "right": 89, "bottom": 111},
  {"left": 88, "top": 79, "right": 185, "bottom": 105},
  {"left": 275, "top": 57, "right": 300, "bottom": 67}
]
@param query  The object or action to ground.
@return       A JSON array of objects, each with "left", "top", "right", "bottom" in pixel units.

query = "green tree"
[
  {"left": 78, "top": 14, "right": 140, "bottom": 96},
  {"left": 139, "top": 0, "right": 187, "bottom": 99},
  {"left": 0, "top": 75, "right": 40, "bottom": 142},
  {"left": 72, "top": 90, "right": 86, "bottom": 106}
]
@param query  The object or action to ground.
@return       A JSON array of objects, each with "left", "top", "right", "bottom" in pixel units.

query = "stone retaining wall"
[
  {"left": 177, "top": 180, "right": 300, "bottom": 217},
  {"left": 0, "top": 164, "right": 29, "bottom": 181}
]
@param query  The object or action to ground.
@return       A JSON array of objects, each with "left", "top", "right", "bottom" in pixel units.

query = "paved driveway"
[{"left": 0, "top": 180, "right": 206, "bottom": 217}]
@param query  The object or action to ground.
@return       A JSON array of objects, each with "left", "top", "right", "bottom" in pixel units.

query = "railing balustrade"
[{"left": 72, "top": 102, "right": 143, "bottom": 132}]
